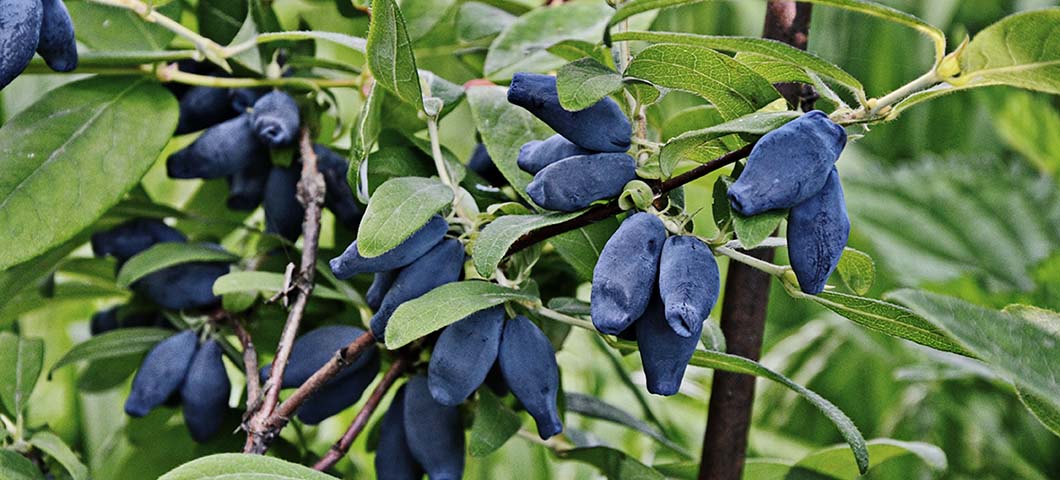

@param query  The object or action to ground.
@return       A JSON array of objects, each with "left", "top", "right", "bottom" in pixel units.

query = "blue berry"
[
  {"left": 168, "top": 115, "right": 267, "bottom": 178},
  {"left": 134, "top": 261, "right": 230, "bottom": 311},
  {"left": 330, "top": 215, "right": 448, "bottom": 279},
  {"left": 370, "top": 239, "right": 465, "bottom": 341},
  {"left": 499, "top": 315, "right": 563, "bottom": 439},
  {"left": 428, "top": 305, "right": 504, "bottom": 406},
  {"left": 468, "top": 143, "right": 504, "bottom": 185},
  {"left": 250, "top": 91, "right": 300, "bottom": 148},
  {"left": 366, "top": 270, "right": 397, "bottom": 311},
  {"left": 36, "top": 0, "right": 77, "bottom": 72},
  {"left": 296, "top": 349, "right": 380, "bottom": 425},
  {"left": 516, "top": 134, "right": 591, "bottom": 174},
  {"left": 507, "top": 72, "right": 631, "bottom": 152},
  {"left": 125, "top": 330, "right": 198, "bottom": 417},
  {"left": 263, "top": 165, "right": 304, "bottom": 241},
  {"left": 375, "top": 386, "right": 425, "bottom": 480},
  {"left": 591, "top": 212, "right": 666, "bottom": 335},
  {"left": 0, "top": 0, "right": 42, "bottom": 90},
  {"left": 259, "top": 326, "right": 375, "bottom": 388},
  {"left": 174, "top": 87, "right": 240, "bottom": 135},
  {"left": 404, "top": 375, "right": 465, "bottom": 480},
  {"left": 526, "top": 152, "right": 636, "bottom": 212},
  {"left": 180, "top": 339, "right": 230, "bottom": 442},
  {"left": 658, "top": 235, "right": 720, "bottom": 337},
  {"left": 225, "top": 157, "right": 270, "bottom": 211},
  {"left": 91, "top": 218, "right": 187, "bottom": 266},
  {"left": 315, "top": 144, "right": 364, "bottom": 230},
  {"left": 787, "top": 167, "right": 849, "bottom": 294},
  {"left": 635, "top": 293, "right": 702, "bottom": 396}
]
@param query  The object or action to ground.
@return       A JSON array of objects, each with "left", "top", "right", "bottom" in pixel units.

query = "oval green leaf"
[
  {"left": 0, "top": 333, "right": 44, "bottom": 415},
  {"left": 356, "top": 177, "right": 453, "bottom": 258},
  {"left": 116, "top": 243, "right": 237, "bottom": 288},
  {"left": 212, "top": 270, "right": 352, "bottom": 304},
  {"left": 158, "top": 453, "right": 335, "bottom": 480},
  {"left": 49, "top": 328, "right": 173, "bottom": 375},
  {"left": 385, "top": 281, "right": 537, "bottom": 349},
  {"left": 29, "top": 432, "right": 89, "bottom": 480},
  {"left": 960, "top": 7, "right": 1060, "bottom": 94},
  {"left": 367, "top": 0, "right": 424, "bottom": 109},
  {"left": 473, "top": 211, "right": 582, "bottom": 277},
  {"left": 556, "top": 58, "right": 624, "bottom": 111},
  {"left": 484, "top": 0, "right": 613, "bottom": 79}
]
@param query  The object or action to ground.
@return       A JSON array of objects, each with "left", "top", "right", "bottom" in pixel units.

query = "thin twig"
[
  {"left": 232, "top": 319, "right": 261, "bottom": 413},
  {"left": 270, "top": 331, "right": 377, "bottom": 422}
]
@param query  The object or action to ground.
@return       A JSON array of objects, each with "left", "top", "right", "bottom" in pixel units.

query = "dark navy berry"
[
  {"left": 727, "top": 110, "right": 846, "bottom": 216},
  {"left": 787, "top": 167, "right": 849, "bottom": 294},
  {"left": 169, "top": 115, "right": 267, "bottom": 178},
  {"left": 125, "top": 330, "right": 198, "bottom": 417},
  {"left": 134, "top": 261, "right": 230, "bottom": 311},
  {"left": 526, "top": 152, "right": 636, "bottom": 212},
  {"left": 635, "top": 293, "right": 701, "bottom": 396},
  {"left": 180, "top": 339, "right": 230, "bottom": 442},
  {"left": 507, "top": 72, "right": 631, "bottom": 152},
  {"left": 36, "top": 0, "right": 77, "bottom": 72},
  {"left": 330, "top": 215, "right": 448, "bottom": 279},
  {"left": 0, "top": 0, "right": 42, "bottom": 90},
  {"left": 263, "top": 165, "right": 304, "bottom": 241},
  {"left": 225, "top": 157, "right": 269, "bottom": 211},
  {"left": 591, "top": 212, "right": 666, "bottom": 335},
  {"left": 91, "top": 307, "right": 167, "bottom": 335},
  {"left": 404, "top": 375, "right": 465, "bottom": 480},
  {"left": 297, "top": 348, "right": 380, "bottom": 425},
  {"left": 370, "top": 238, "right": 465, "bottom": 341},
  {"left": 90, "top": 307, "right": 120, "bottom": 336},
  {"left": 174, "top": 87, "right": 239, "bottom": 135},
  {"left": 259, "top": 326, "right": 375, "bottom": 388},
  {"left": 428, "top": 305, "right": 504, "bottom": 406},
  {"left": 229, "top": 88, "right": 266, "bottom": 113},
  {"left": 516, "top": 134, "right": 591, "bottom": 174},
  {"left": 315, "top": 144, "right": 363, "bottom": 230},
  {"left": 366, "top": 270, "right": 397, "bottom": 311},
  {"left": 498, "top": 315, "right": 562, "bottom": 439},
  {"left": 91, "top": 218, "right": 187, "bottom": 266},
  {"left": 468, "top": 143, "right": 504, "bottom": 185},
  {"left": 483, "top": 359, "right": 509, "bottom": 397},
  {"left": 375, "top": 386, "right": 425, "bottom": 480},
  {"left": 250, "top": 91, "right": 300, "bottom": 148},
  {"left": 658, "top": 235, "right": 720, "bottom": 337}
]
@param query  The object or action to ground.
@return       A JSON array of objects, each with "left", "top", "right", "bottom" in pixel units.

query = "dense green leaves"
[
  {"left": 557, "top": 446, "right": 664, "bottom": 480},
  {"left": 159, "top": 454, "right": 335, "bottom": 480},
  {"left": 356, "top": 177, "right": 453, "bottom": 258},
  {"left": 484, "top": 0, "right": 613, "bottom": 79},
  {"left": 0, "top": 77, "right": 178, "bottom": 271},
  {"left": 0, "top": 333, "right": 43, "bottom": 415},
  {"left": 49, "top": 328, "right": 173, "bottom": 375},
  {"left": 385, "top": 281, "right": 536, "bottom": 349},
  {"left": 367, "top": 0, "right": 424, "bottom": 109},
  {"left": 468, "top": 389, "right": 522, "bottom": 457},
  {"left": 961, "top": 8, "right": 1060, "bottom": 94},
  {"left": 473, "top": 211, "right": 582, "bottom": 277},
  {"left": 116, "top": 243, "right": 238, "bottom": 288}
]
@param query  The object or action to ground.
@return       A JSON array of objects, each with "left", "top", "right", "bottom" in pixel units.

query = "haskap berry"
[
  {"left": 263, "top": 164, "right": 304, "bottom": 241},
  {"left": 507, "top": 72, "right": 631, "bottom": 152},
  {"left": 428, "top": 305, "right": 504, "bottom": 406},
  {"left": 727, "top": 110, "right": 847, "bottom": 216},
  {"left": 297, "top": 349, "right": 380, "bottom": 424},
  {"left": 403, "top": 375, "right": 465, "bottom": 480},
  {"left": 499, "top": 315, "right": 563, "bottom": 440},
  {"left": 259, "top": 326, "right": 375, "bottom": 388},
  {"left": 330, "top": 215, "right": 448, "bottom": 279},
  {"left": 125, "top": 330, "right": 198, "bottom": 417},
  {"left": 90, "top": 306, "right": 167, "bottom": 335},
  {"left": 375, "top": 386, "right": 425, "bottom": 480},
  {"left": 134, "top": 260, "right": 230, "bottom": 310},
  {"left": 658, "top": 235, "right": 720, "bottom": 337},
  {"left": 468, "top": 143, "right": 505, "bottom": 185},
  {"left": 526, "top": 152, "right": 636, "bottom": 212},
  {"left": 370, "top": 238, "right": 465, "bottom": 341},
  {"left": 366, "top": 270, "right": 397, "bottom": 310},
  {"left": 787, "top": 167, "right": 850, "bottom": 294},
  {"left": 36, "top": 0, "right": 77, "bottom": 72},
  {"left": 91, "top": 218, "right": 187, "bottom": 267},
  {"left": 315, "top": 144, "right": 364, "bottom": 230},
  {"left": 168, "top": 115, "right": 268, "bottom": 178},
  {"left": 591, "top": 212, "right": 666, "bottom": 335},
  {"left": 89, "top": 307, "right": 120, "bottom": 335},
  {"left": 516, "top": 134, "right": 592, "bottom": 174},
  {"left": 180, "top": 339, "right": 231, "bottom": 442},
  {"left": 0, "top": 0, "right": 43, "bottom": 90},
  {"left": 635, "top": 293, "right": 702, "bottom": 396},
  {"left": 175, "top": 86, "right": 240, "bottom": 135},
  {"left": 229, "top": 87, "right": 265, "bottom": 113},
  {"left": 225, "top": 157, "right": 270, "bottom": 211},
  {"left": 250, "top": 90, "right": 300, "bottom": 148}
]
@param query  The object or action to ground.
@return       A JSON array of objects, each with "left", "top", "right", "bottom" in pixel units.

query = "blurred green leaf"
[
  {"left": 116, "top": 243, "right": 236, "bottom": 288},
  {"left": 467, "top": 86, "right": 554, "bottom": 204},
  {"left": 547, "top": 40, "right": 614, "bottom": 68},
  {"left": 557, "top": 446, "right": 664, "bottom": 480},
  {"left": 367, "top": 0, "right": 424, "bottom": 109},
  {"left": 29, "top": 431, "right": 89, "bottom": 480},
  {"left": 551, "top": 217, "right": 621, "bottom": 282},
  {"left": 457, "top": 3, "right": 516, "bottom": 42},
  {"left": 985, "top": 90, "right": 1060, "bottom": 176},
  {"left": 212, "top": 271, "right": 351, "bottom": 304},
  {"left": 0, "top": 449, "right": 43, "bottom": 480},
  {"left": 400, "top": 0, "right": 457, "bottom": 42},
  {"left": 835, "top": 247, "right": 875, "bottom": 295},
  {"left": 556, "top": 58, "right": 623, "bottom": 111},
  {"left": 67, "top": 1, "right": 182, "bottom": 51},
  {"left": 158, "top": 453, "right": 334, "bottom": 479},
  {"left": 473, "top": 211, "right": 582, "bottom": 277},
  {"left": 49, "top": 328, "right": 172, "bottom": 375},
  {"left": 0, "top": 333, "right": 43, "bottom": 415},
  {"left": 198, "top": 0, "right": 247, "bottom": 44},
  {"left": 75, "top": 355, "right": 139, "bottom": 392},
  {"left": 565, "top": 392, "right": 691, "bottom": 458},
  {"left": 961, "top": 8, "right": 1060, "bottom": 94},
  {"left": 795, "top": 439, "right": 946, "bottom": 478},
  {"left": 356, "top": 177, "right": 453, "bottom": 258},
  {"left": 1017, "top": 385, "right": 1060, "bottom": 438},
  {"left": 385, "top": 281, "right": 536, "bottom": 349},
  {"left": 732, "top": 209, "right": 784, "bottom": 250},
  {"left": 484, "top": 0, "right": 613, "bottom": 79},
  {"left": 469, "top": 389, "right": 522, "bottom": 457}
]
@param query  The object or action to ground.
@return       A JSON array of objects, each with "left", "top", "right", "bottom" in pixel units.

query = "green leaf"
[
  {"left": 49, "top": 328, "right": 172, "bottom": 375},
  {"left": 484, "top": 0, "right": 614, "bottom": 79},
  {"left": 400, "top": 0, "right": 457, "bottom": 42},
  {"left": 385, "top": 281, "right": 537, "bottom": 349},
  {"left": 367, "top": 0, "right": 424, "bottom": 109},
  {"left": 732, "top": 209, "right": 784, "bottom": 250},
  {"left": 76, "top": 355, "right": 139, "bottom": 392},
  {"left": 547, "top": 39, "right": 615, "bottom": 68},
  {"left": 473, "top": 211, "right": 582, "bottom": 277},
  {"left": 551, "top": 217, "right": 620, "bottom": 282},
  {"left": 625, "top": 44, "right": 779, "bottom": 121},
  {"left": 985, "top": 90, "right": 1060, "bottom": 177},
  {"left": 350, "top": 82, "right": 385, "bottom": 200},
  {"left": 212, "top": 271, "right": 351, "bottom": 304},
  {"left": 889, "top": 290, "right": 1060, "bottom": 411},
  {"left": 469, "top": 389, "right": 522, "bottom": 457},
  {"left": 0, "top": 77, "right": 178, "bottom": 271},
  {"left": 159, "top": 453, "right": 335, "bottom": 480},
  {"left": 0, "top": 333, "right": 44, "bottom": 415},
  {"left": 557, "top": 446, "right": 664, "bottom": 479},
  {"left": 0, "top": 449, "right": 43, "bottom": 480},
  {"left": 835, "top": 247, "right": 875, "bottom": 295},
  {"left": 115, "top": 243, "right": 237, "bottom": 288},
  {"left": 29, "top": 432, "right": 89, "bottom": 480},
  {"left": 197, "top": 0, "right": 247, "bottom": 44},
  {"left": 565, "top": 393, "right": 690, "bottom": 457},
  {"left": 255, "top": 31, "right": 367, "bottom": 53},
  {"left": 795, "top": 439, "right": 946, "bottom": 478},
  {"left": 457, "top": 2, "right": 516, "bottom": 42},
  {"left": 356, "top": 177, "right": 453, "bottom": 258},
  {"left": 661, "top": 111, "right": 799, "bottom": 177},
  {"left": 735, "top": 51, "right": 815, "bottom": 85},
  {"left": 961, "top": 8, "right": 1060, "bottom": 94},
  {"left": 556, "top": 58, "right": 624, "bottom": 111},
  {"left": 67, "top": 2, "right": 182, "bottom": 51},
  {"left": 1017, "top": 385, "right": 1060, "bottom": 437},
  {"left": 467, "top": 86, "right": 554, "bottom": 204}
]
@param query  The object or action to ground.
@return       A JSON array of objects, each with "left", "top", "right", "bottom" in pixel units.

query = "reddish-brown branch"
[
  {"left": 270, "top": 331, "right": 377, "bottom": 423},
  {"left": 313, "top": 354, "right": 410, "bottom": 471},
  {"left": 232, "top": 318, "right": 261, "bottom": 413}
]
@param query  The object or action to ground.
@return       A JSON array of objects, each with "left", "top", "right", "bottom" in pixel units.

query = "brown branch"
[
  {"left": 233, "top": 318, "right": 261, "bottom": 413},
  {"left": 270, "top": 331, "right": 377, "bottom": 423},
  {"left": 313, "top": 354, "right": 409, "bottom": 471}
]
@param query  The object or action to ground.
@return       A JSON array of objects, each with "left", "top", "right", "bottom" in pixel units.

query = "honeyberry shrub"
[{"left": 0, "top": 0, "right": 1059, "bottom": 478}]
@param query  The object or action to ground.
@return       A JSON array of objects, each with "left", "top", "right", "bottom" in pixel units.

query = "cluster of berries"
[{"left": 0, "top": 0, "right": 77, "bottom": 90}]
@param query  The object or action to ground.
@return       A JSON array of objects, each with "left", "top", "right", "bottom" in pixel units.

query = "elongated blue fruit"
[
  {"left": 315, "top": 144, "right": 363, "bottom": 230},
  {"left": 635, "top": 293, "right": 701, "bottom": 396},
  {"left": 36, "top": 0, "right": 76, "bottom": 72},
  {"left": 375, "top": 386, "right": 425, "bottom": 480},
  {"left": 727, "top": 110, "right": 847, "bottom": 216},
  {"left": 263, "top": 165, "right": 304, "bottom": 241},
  {"left": 428, "top": 306, "right": 504, "bottom": 406},
  {"left": 507, "top": 72, "right": 631, "bottom": 152},
  {"left": 499, "top": 315, "right": 562, "bottom": 439},
  {"left": 658, "top": 235, "right": 720, "bottom": 337},
  {"left": 230, "top": 87, "right": 265, "bottom": 113},
  {"left": 787, "top": 167, "right": 849, "bottom": 294},
  {"left": 330, "top": 215, "right": 448, "bottom": 279},
  {"left": 135, "top": 262, "right": 230, "bottom": 310},
  {"left": 404, "top": 375, "right": 465, "bottom": 480},
  {"left": 91, "top": 307, "right": 167, "bottom": 335},
  {"left": 175, "top": 87, "right": 239, "bottom": 135},
  {"left": 181, "top": 339, "right": 230, "bottom": 442},
  {"left": 468, "top": 143, "right": 504, "bottom": 185},
  {"left": 591, "top": 212, "right": 666, "bottom": 335},
  {"left": 0, "top": 0, "right": 42, "bottom": 90},
  {"left": 527, "top": 152, "right": 636, "bottom": 212},
  {"left": 297, "top": 348, "right": 380, "bottom": 424},
  {"left": 91, "top": 218, "right": 187, "bottom": 266},
  {"left": 366, "top": 271, "right": 396, "bottom": 310},
  {"left": 517, "top": 134, "right": 591, "bottom": 174},
  {"left": 251, "top": 91, "right": 300, "bottom": 148},
  {"left": 371, "top": 239, "right": 465, "bottom": 341},
  {"left": 169, "top": 115, "right": 267, "bottom": 178},
  {"left": 90, "top": 307, "right": 120, "bottom": 335},
  {"left": 125, "top": 330, "right": 198, "bottom": 417},
  {"left": 259, "top": 326, "right": 375, "bottom": 388},
  {"left": 226, "top": 157, "right": 269, "bottom": 211}
]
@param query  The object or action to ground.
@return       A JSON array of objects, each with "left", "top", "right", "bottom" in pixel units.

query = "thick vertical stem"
[{"left": 698, "top": 2, "right": 813, "bottom": 479}]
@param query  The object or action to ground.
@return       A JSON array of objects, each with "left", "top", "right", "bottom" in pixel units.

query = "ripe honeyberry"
[
  {"left": 658, "top": 235, "right": 720, "bottom": 337},
  {"left": 259, "top": 326, "right": 375, "bottom": 388},
  {"left": 635, "top": 293, "right": 702, "bottom": 396},
  {"left": 371, "top": 238, "right": 465, "bottom": 341},
  {"left": 90, "top": 307, "right": 120, "bottom": 335},
  {"left": 36, "top": 0, "right": 77, "bottom": 72},
  {"left": 366, "top": 270, "right": 397, "bottom": 310},
  {"left": 499, "top": 315, "right": 563, "bottom": 439},
  {"left": 428, "top": 305, "right": 504, "bottom": 406},
  {"left": 175, "top": 87, "right": 240, "bottom": 135},
  {"left": 225, "top": 157, "right": 270, "bottom": 211},
  {"left": 517, "top": 134, "right": 591, "bottom": 174},
  {"left": 787, "top": 167, "right": 849, "bottom": 294},
  {"left": 250, "top": 91, "right": 300, "bottom": 148},
  {"left": 263, "top": 165, "right": 304, "bottom": 241},
  {"left": 315, "top": 144, "right": 364, "bottom": 230},
  {"left": 125, "top": 330, "right": 198, "bottom": 417},
  {"left": 591, "top": 212, "right": 666, "bottom": 335},
  {"left": 727, "top": 110, "right": 847, "bottom": 216},
  {"left": 90, "top": 307, "right": 167, "bottom": 335},
  {"left": 526, "top": 152, "right": 636, "bottom": 212},
  {"left": 297, "top": 349, "right": 380, "bottom": 425},
  {"left": 180, "top": 339, "right": 230, "bottom": 442},
  {"left": 90, "top": 218, "right": 187, "bottom": 267},
  {"left": 134, "top": 261, "right": 230, "bottom": 311},
  {"left": 468, "top": 143, "right": 504, "bottom": 185},
  {"left": 330, "top": 215, "right": 448, "bottom": 279},
  {"left": 507, "top": 72, "right": 631, "bottom": 153},
  {"left": 375, "top": 386, "right": 425, "bottom": 480},
  {"left": 404, "top": 375, "right": 465, "bottom": 480},
  {"left": 0, "top": 0, "right": 42, "bottom": 90},
  {"left": 229, "top": 88, "right": 265, "bottom": 113},
  {"left": 168, "top": 115, "right": 267, "bottom": 178}
]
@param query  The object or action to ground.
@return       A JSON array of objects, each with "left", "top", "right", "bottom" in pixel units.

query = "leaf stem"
[
  {"left": 534, "top": 307, "right": 596, "bottom": 331},
  {"left": 865, "top": 70, "right": 940, "bottom": 118},
  {"left": 714, "top": 245, "right": 787, "bottom": 277}
]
